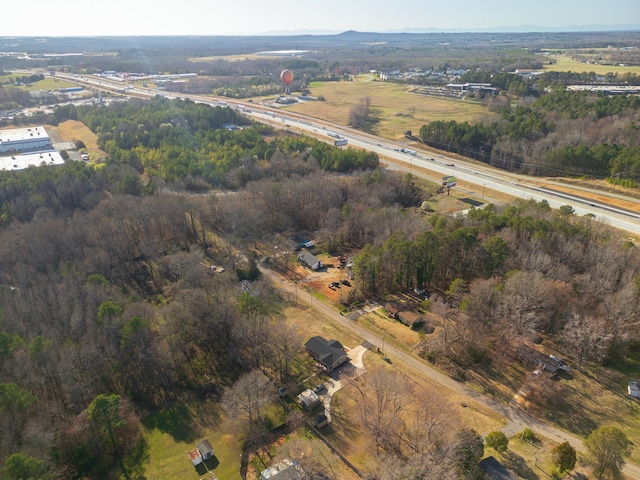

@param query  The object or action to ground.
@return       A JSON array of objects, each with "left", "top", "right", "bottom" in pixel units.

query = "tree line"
[
  {"left": 352, "top": 199, "right": 640, "bottom": 368},
  {"left": 419, "top": 89, "right": 640, "bottom": 181},
  {"left": 64, "top": 98, "right": 379, "bottom": 186}
]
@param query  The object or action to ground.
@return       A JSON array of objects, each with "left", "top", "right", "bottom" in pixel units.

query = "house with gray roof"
[{"left": 304, "top": 336, "right": 349, "bottom": 373}]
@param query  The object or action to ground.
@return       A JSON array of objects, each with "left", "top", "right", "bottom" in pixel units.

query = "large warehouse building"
[
  {"left": 0, "top": 126, "right": 65, "bottom": 171},
  {"left": 0, "top": 126, "right": 52, "bottom": 153}
]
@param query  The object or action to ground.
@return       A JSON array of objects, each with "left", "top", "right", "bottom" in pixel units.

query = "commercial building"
[
  {"left": 0, "top": 126, "right": 51, "bottom": 153},
  {"left": 0, "top": 126, "right": 64, "bottom": 171}
]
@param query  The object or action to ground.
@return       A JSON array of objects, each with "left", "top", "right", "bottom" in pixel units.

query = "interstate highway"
[{"left": 51, "top": 73, "right": 640, "bottom": 237}]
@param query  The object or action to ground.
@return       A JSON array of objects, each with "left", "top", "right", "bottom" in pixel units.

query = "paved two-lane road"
[{"left": 261, "top": 266, "right": 640, "bottom": 479}]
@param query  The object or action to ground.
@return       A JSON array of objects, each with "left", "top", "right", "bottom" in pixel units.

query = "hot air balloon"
[{"left": 280, "top": 69, "right": 294, "bottom": 94}]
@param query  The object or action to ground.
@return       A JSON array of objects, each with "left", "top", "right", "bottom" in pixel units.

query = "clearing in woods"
[{"left": 51, "top": 119, "right": 106, "bottom": 159}]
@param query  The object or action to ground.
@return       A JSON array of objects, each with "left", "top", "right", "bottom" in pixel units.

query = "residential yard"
[
  {"left": 141, "top": 399, "right": 244, "bottom": 479},
  {"left": 325, "top": 353, "right": 504, "bottom": 474},
  {"left": 485, "top": 434, "right": 593, "bottom": 480},
  {"left": 471, "top": 341, "right": 640, "bottom": 466},
  {"left": 283, "top": 75, "right": 492, "bottom": 140}
]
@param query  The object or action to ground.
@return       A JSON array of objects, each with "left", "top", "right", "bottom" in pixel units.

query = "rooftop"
[
  {"left": 0, "top": 150, "right": 65, "bottom": 171},
  {"left": 0, "top": 126, "right": 49, "bottom": 144}
]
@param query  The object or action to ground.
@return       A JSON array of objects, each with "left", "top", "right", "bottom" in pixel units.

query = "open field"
[
  {"left": 0, "top": 74, "right": 76, "bottom": 91},
  {"left": 283, "top": 76, "right": 492, "bottom": 140},
  {"left": 189, "top": 53, "right": 291, "bottom": 62},
  {"left": 544, "top": 54, "right": 640, "bottom": 75}
]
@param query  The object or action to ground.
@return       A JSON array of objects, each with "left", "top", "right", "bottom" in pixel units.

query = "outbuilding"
[
  {"left": 197, "top": 439, "right": 214, "bottom": 461},
  {"left": 188, "top": 449, "right": 202, "bottom": 466},
  {"left": 297, "top": 389, "right": 320, "bottom": 410}
]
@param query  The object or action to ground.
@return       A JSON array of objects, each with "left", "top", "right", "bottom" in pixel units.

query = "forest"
[
  {"left": 419, "top": 89, "right": 640, "bottom": 182},
  {"left": 0, "top": 97, "right": 639, "bottom": 479}
]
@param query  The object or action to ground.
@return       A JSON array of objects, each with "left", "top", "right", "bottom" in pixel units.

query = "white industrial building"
[
  {"left": 0, "top": 126, "right": 52, "bottom": 153},
  {"left": 0, "top": 126, "right": 65, "bottom": 171}
]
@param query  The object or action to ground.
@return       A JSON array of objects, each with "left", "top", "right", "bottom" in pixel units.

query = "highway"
[{"left": 53, "top": 73, "right": 640, "bottom": 237}]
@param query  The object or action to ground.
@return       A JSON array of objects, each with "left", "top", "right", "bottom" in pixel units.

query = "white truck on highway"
[{"left": 401, "top": 148, "right": 417, "bottom": 156}]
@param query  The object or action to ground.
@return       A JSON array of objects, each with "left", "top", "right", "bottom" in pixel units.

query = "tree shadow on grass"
[
  {"left": 503, "top": 451, "right": 539, "bottom": 480},
  {"left": 142, "top": 402, "right": 196, "bottom": 442},
  {"left": 323, "top": 397, "right": 364, "bottom": 453},
  {"left": 550, "top": 397, "right": 597, "bottom": 437}
]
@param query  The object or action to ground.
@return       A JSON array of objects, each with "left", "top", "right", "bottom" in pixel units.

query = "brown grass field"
[
  {"left": 544, "top": 53, "right": 640, "bottom": 76},
  {"left": 282, "top": 75, "right": 492, "bottom": 140},
  {"left": 50, "top": 119, "right": 106, "bottom": 161}
]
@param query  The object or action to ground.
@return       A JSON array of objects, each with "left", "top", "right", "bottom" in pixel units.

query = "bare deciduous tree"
[{"left": 221, "top": 370, "right": 274, "bottom": 433}]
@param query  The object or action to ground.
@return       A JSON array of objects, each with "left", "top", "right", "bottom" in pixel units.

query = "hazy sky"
[{"left": 4, "top": 0, "right": 639, "bottom": 36}]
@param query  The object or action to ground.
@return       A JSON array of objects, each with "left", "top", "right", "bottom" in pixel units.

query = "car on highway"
[{"left": 446, "top": 163, "right": 455, "bottom": 167}]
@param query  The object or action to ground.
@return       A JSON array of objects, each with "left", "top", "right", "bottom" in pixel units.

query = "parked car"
[
  {"left": 314, "top": 383, "right": 326, "bottom": 394},
  {"left": 341, "top": 279, "right": 351, "bottom": 286},
  {"left": 330, "top": 281, "right": 340, "bottom": 288}
]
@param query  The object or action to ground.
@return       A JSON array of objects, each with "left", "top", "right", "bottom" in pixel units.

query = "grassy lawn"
[
  {"left": 283, "top": 75, "right": 491, "bottom": 140},
  {"left": 142, "top": 399, "right": 244, "bottom": 479},
  {"left": 356, "top": 308, "right": 422, "bottom": 353},
  {"left": 486, "top": 435, "right": 560, "bottom": 480},
  {"left": 544, "top": 54, "right": 640, "bottom": 75},
  {"left": 470, "top": 343, "right": 640, "bottom": 465}
]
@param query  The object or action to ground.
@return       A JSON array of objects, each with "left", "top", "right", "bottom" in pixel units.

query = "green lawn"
[{"left": 141, "top": 399, "right": 243, "bottom": 479}]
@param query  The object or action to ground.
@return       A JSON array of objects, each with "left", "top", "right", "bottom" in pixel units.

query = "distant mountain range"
[{"left": 262, "top": 24, "right": 640, "bottom": 36}]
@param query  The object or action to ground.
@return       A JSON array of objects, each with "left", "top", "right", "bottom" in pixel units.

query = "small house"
[
  {"left": 628, "top": 381, "right": 640, "bottom": 398},
  {"left": 516, "top": 345, "right": 562, "bottom": 373},
  {"left": 261, "top": 459, "right": 303, "bottom": 480},
  {"left": 397, "top": 310, "right": 426, "bottom": 329},
  {"left": 304, "top": 336, "right": 349, "bottom": 373},
  {"left": 188, "top": 448, "right": 203, "bottom": 466},
  {"left": 298, "top": 251, "right": 322, "bottom": 271},
  {"left": 384, "top": 302, "right": 401, "bottom": 318},
  {"left": 297, "top": 389, "right": 320, "bottom": 410},
  {"left": 197, "top": 439, "right": 214, "bottom": 461}
]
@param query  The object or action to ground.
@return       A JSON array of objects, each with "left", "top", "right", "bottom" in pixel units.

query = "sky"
[{"left": 3, "top": 0, "right": 639, "bottom": 36}]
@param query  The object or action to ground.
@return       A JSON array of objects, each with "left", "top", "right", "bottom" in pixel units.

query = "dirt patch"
[
  {"left": 291, "top": 252, "right": 355, "bottom": 306},
  {"left": 50, "top": 120, "right": 106, "bottom": 160},
  {"left": 538, "top": 179, "right": 640, "bottom": 214}
]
